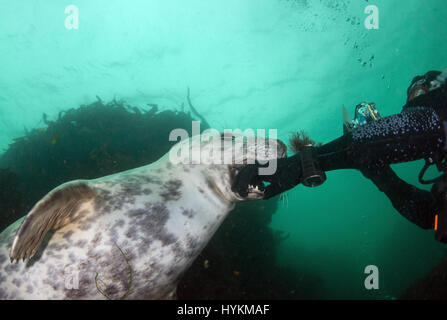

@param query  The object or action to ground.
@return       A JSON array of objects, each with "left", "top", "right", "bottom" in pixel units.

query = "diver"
[
  {"left": 342, "top": 101, "right": 437, "bottom": 231},
  {"left": 232, "top": 69, "right": 447, "bottom": 242}
]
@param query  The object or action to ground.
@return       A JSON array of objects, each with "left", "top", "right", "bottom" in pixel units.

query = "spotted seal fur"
[{"left": 0, "top": 132, "right": 286, "bottom": 299}]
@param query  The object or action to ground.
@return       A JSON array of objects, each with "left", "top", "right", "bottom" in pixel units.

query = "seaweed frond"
[{"left": 289, "top": 130, "right": 322, "bottom": 153}]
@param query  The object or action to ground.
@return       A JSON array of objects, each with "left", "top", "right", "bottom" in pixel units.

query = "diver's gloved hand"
[{"left": 231, "top": 153, "right": 302, "bottom": 200}]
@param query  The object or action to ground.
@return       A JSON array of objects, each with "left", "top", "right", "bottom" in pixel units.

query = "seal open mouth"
[
  {"left": 231, "top": 166, "right": 266, "bottom": 198},
  {"left": 227, "top": 135, "right": 287, "bottom": 200},
  {"left": 247, "top": 176, "right": 266, "bottom": 196}
]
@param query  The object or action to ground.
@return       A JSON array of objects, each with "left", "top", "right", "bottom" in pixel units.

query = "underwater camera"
[
  {"left": 342, "top": 102, "right": 382, "bottom": 134},
  {"left": 354, "top": 102, "right": 381, "bottom": 127}
]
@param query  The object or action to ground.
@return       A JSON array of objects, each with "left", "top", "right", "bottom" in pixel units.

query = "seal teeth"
[{"left": 247, "top": 184, "right": 264, "bottom": 194}]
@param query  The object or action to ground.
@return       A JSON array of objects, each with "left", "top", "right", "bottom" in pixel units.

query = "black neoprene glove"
[{"left": 231, "top": 153, "right": 302, "bottom": 200}]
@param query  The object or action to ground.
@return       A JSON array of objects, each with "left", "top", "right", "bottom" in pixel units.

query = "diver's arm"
[
  {"left": 318, "top": 107, "right": 443, "bottom": 230},
  {"left": 318, "top": 81, "right": 447, "bottom": 171},
  {"left": 233, "top": 107, "right": 445, "bottom": 199},
  {"left": 361, "top": 166, "right": 437, "bottom": 229},
  {"left": 317, "top": 107, "right": 445, "bottom": 172},
  {"left": 232, "top": 86, "right": 447, "bottom": 200}
]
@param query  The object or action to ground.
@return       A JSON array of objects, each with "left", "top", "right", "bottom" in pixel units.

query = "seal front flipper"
[{"left": 9, "top": 180, "right": 96, "bottom": 263}]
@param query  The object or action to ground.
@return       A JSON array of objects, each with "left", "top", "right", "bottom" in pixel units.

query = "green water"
[{"left": 1, "top": 0, "right": 446, "bottom": 299}]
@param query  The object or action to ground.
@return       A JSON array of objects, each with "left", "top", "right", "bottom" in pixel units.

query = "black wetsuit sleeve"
[
  {"left": 311, "top": 84, "right": 446, "bottom": 230},
  {"left": 361, "top": 166, "right": 437, "bottom": 229},
  {"left": 317, "top": 107, "right": 445, "bottom": 171}
]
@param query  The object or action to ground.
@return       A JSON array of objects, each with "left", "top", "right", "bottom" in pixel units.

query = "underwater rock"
[{"left": 400, "top": 255, "right": 447, "bottom": 299}]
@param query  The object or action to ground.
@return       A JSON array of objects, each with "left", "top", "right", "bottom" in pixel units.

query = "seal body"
[{"left": 0, "top": 132, "right": 286, "bottom": 299}]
